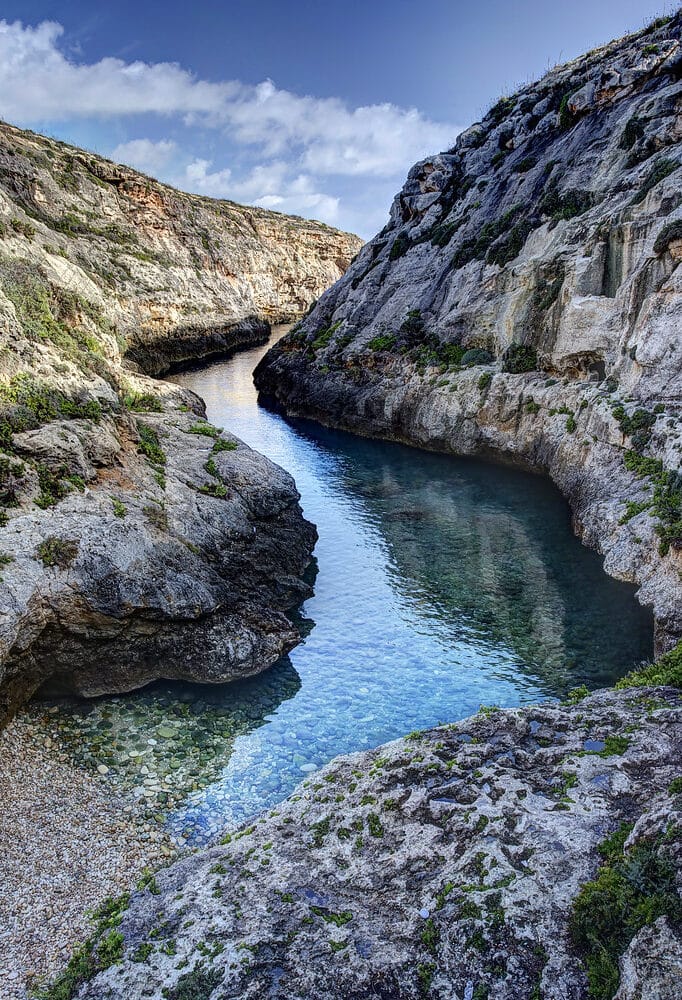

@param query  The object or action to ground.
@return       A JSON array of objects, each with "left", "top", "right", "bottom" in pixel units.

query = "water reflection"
[{"left": 28, "top": 328, "right": 653, "bottom": 844}]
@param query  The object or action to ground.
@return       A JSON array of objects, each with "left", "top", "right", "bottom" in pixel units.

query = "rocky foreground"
[
  {"left": 255, "top": 13, "right": 682, "bottom": 649},
  {"left": 0, "top": 121, "right": 361, "bottom": 721},
  {"left": 46, "top": 675, "right": 680, "bottom": 1000}
]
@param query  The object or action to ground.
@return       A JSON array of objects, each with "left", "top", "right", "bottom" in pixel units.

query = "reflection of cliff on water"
[{"left": 289, "top": 419, "right": 653, "bottom": 693}]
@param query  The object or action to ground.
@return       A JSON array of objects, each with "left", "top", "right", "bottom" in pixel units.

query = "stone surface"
[
  {"left": 72, "top": 687, "right": 682, "bottom": 1000},
  {"left": 255, "top": 13, "right": 682, "bottom": 649},
  {"left": 0, "top": 117, "right": 362, "bottom": 720}
]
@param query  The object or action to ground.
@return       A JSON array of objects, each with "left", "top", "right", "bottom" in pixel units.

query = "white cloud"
[
  {"left": 0, "top": 19, "right": 461, "bottom": 234},
  {"left": 182, "top": 159, "right": 340, "bottom": 224},
  {"left": 111, "top": 138, "right": 177, "bottom": 174},
  {"left": 0, "top": 19, "right": 456, "bottom": 181}
]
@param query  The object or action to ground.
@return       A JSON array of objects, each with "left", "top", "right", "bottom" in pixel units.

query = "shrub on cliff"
[
  {"left": 653, "top": 219, "right": 682, "bottom": 255},
  {"left": 502, "top": 343, "right": 538, "bottom": 374}
]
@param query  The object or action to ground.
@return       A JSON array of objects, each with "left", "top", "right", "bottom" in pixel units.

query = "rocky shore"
[
  {"left": 56, "top": 679, "right": 682, "bottom": 1000},
  {"left": 0, "top": 715, "right": 174, "bottom": 1000},
  {"left": 255, "top": 12, "right": 682, "bottom": 650}
]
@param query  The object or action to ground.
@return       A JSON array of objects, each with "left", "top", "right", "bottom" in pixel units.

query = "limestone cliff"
[
  {"left": 0, "top": 120, "right": 362, "bottom": 721},
  {"left": 255, "top": 13, "right": 682, "bottom": 650}
]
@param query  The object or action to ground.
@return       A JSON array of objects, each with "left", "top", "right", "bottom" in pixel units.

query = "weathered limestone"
[
  {"left": 0, "top": 120, "right": 362, "bottom": 721},
  {"left": 73, "top": 687, "right": 682, "bottom": 1000},
  {"left": 255, "top": 13, "right": 682, "bottom": 649}
]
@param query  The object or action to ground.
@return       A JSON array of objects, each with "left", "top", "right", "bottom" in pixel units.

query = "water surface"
[{"left": 29, "top": 328, "right": 653, "bottom": 844}]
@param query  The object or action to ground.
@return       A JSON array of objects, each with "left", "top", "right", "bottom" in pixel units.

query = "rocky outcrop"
[
  {"left": 68, "top": 686, "right": 682, "bottom": 1000},
  {"left": 0, "top": 119, "right": 363, "bottom": 721},
  {"left": 255, "top": 13, "right": 682, "bottom": 649}
]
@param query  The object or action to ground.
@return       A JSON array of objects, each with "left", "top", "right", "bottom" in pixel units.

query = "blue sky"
[{"left": 0, "top": 1, "right": 675, "bottom": 236}]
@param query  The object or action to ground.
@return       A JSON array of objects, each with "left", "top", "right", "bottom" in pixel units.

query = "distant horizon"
[{"left": 0, "top": 1, "right": 676, "bottom": 237}]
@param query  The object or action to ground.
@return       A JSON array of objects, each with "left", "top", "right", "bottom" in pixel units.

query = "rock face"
[
  {"left": 72, "top": 687, "right": 682, "bottom": 1000},
  {"left": 0, "top": 119, "right": 363, "bottom": 721},
  {"left": 255, "top": 13, "right": 682, "bottom": 650},
  {"left": 0, "top": 120, "right": 362, "bottom": 371}
]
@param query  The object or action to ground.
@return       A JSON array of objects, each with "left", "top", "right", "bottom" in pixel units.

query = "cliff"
[
  {"left": 255, "top": 12, "right": 682, "bottom": 650},
  {"left": 0, "top": 120, "right": 361, "bottom": 722}
]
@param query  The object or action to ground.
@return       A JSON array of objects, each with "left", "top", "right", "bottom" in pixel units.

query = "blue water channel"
[{"left": 29, "top": 328, "right": 652, "bottom": 845}]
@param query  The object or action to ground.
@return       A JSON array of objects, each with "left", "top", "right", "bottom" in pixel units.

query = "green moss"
[
  {"left": 112, "top": 498, "right": 126, "bottom": 518},
  {"left": 478, "top": 371, "right": 493, "bottom": 392},
  {"left": 367, "top": 334, "right": 397, "bottom": 352},
  {"left": 570, "top": 828, "right": 681, "bottom": 999}
]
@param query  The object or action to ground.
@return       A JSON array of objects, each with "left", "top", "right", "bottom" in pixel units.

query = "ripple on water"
[{"left": 27, "top": 329, "right": 654, "bottom": 846}]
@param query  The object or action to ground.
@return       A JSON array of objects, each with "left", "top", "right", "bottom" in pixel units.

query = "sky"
[{"left": 0, "top": 1, "right": 675, "bottom": 237}]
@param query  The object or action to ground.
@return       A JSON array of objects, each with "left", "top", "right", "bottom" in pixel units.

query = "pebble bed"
[{"left": 0, "top": 715, "right": 175, "bottom": 1000}]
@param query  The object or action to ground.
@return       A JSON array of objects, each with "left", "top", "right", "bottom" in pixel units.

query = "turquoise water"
[{"left": 29, "top": 328, "right": 653, "bottom": 845}]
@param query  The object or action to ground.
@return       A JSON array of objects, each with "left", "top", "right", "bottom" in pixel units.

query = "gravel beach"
[{"left": 0, "top": 716, "right": 175, "bottom": 1000}]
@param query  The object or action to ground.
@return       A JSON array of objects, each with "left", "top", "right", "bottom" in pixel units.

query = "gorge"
[{"left": 0, "top": 9, "right": 681, "bottom": 1000}]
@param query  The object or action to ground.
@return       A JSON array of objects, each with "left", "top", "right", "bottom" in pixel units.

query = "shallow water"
[{"left": 29, "top": 328, "right": 653, "bottom": 844}]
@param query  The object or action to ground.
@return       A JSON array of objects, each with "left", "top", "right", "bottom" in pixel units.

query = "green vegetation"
[
  {"left": 187, "top": 422, "right": 222, "bottom": 438},
  {"left": 615, "top": 641, "right": 682, "bottom": 689},
  {"left": 478, "top": 372, "right": 493, "bottom": 391},
  {"left": 540, "top": 182, "right": 593, "bottom": 222},
  {"left": 611, "top": 404, "right": 656, "bottom": 451},
  {"left": 35, "top": 464, "right": 73, "bottom": 509},
  {"left": 33, "top": 893, "right": 130, "bottom": 999},
  {"left": 512, "top": 156, "right": 537, "bottom": 173},
  {"left": 137, "top": 424, "right": 166, "bottom": 467},
  {"left": 0, "top": 375, "right": 102, "bottom": 456},
  {"left": 558, "top": 93, "right": 577, "bottom": 130},
  {"left": 211, "top": 437, "right": 237, "bottom": 453},
  {"left": 621, "top": 451, "right": 681, "bottom": 556},
  {"left": 0, "top": 264, "right": 111, "bottom": 368},
  {"left": 367, "top": 334, "right": 397, "bottom": 352},
  {"left": 570, "top": 825, "right": 681, "bottom": 999},
  {"left": 620, "top": 117, "right": 645, "bottom": 150},
  {"left": 112, "top": 498, "right": 127, "bottom": 518},
  {"left": 461, "top": 349, "right": 493, "bottom": 366},
  {"left": 653, "top": 220, "right": 682, "bottom": 256},
  {"left": 159, "top": 964, "right": 223, "bottom": 1000},
  {"left": 35, "top": 536, "right": 79, "bottom": 568},
  {"left": 312, "top": 320, "right": 342, "bottom": 351},
  {"left": 503, "top": 343, "right": 537, "bottom": 374},
  {"left": 123, "top": 391, "right": 163, "bottom": 413},
  {"left": 630, "top": 158, "right": 677, "bottom": 205},
  {"left": 389, "top": 231, "right": 411, "bottom": 260}
]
